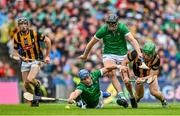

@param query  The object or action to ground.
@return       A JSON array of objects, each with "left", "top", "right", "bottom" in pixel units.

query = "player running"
[
  {"left": 79, "top": 14, "right": 143, "bottom": 108},
  {"left": 67, "top": 65, "right": 127, "bottom": 109},
  {"left": 122, "top": 42, "right": 168, "bottom": 108},
  {"left": 13, "top": 17, "right": 51, "bottom": 107}
]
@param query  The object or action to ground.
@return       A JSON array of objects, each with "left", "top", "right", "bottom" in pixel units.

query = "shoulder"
[
  {"left": 90, "top": 70, "right": 101, "bottom": 79},
  {"left": 97, "top": 24, "right": 108, "bottom": 32},
  {"left": 95, "top": 24, "right": 108, "bottom": 39},
  {"left": 76, "top": 82, "right": 85, "bottom": 90},
  {"left": 151, "top": 53, "right": 160, "bottom": 70},
  {"left": 13, "top": 32, "right": 18, "bottom": 39},
  {"left": 90, "top": 70, "right": 101, "bottom": 75},
  {"left": 152, "top": 53, "right": 160, "bottom": 64},
  {"left": 117, "top": 23, "right": 126, "bottom": 28},
  {"left": 127, "top": 50, "right": 138, "bottom": 61},
  {"left": 13, "top": 31, "right": 20, "bottom": 41}
]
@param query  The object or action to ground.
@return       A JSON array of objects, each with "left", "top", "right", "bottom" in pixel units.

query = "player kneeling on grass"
[
  {"left": 68, "top": 65, "right": 127, "bottom": 109},
  {"left": 122, "top": 42, "right": 168, "bottom": 108},
  {"left": 13, "top": 17, "right": 51, "bottom": 107}
]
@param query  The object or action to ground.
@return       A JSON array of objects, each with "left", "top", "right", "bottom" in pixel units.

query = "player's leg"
[
  {"left": 149, "top": 78, "right": 168, "bottom": 108},
  {"left": 121, "top": 68, "right": 137, "bottom": 108},
  {"left": 75, "top": 96, "right": 87, "bottom": 109},
  {"left": 135, "top": 83, "right": 144, "bottom": 103},
  {"left": 103, "top": 60, "right": 122, "bottom": 92},
  {"left": 25, "top": 62, "right": 42, "bottom": 107},
  {"left": 103, "top": 59, "right": 128, "bottom": 108},
  {"left": 22, "top": 71, "right": 34, "bottom": 93},
  {"left": 96, "top": 91, "right": 104, "bottom": 109},
  {"left": 27, "top": 62, "right": 42, "bottom": 96},
  {"left": 22, "top": 70, "right": 38, "bottom": 107}
]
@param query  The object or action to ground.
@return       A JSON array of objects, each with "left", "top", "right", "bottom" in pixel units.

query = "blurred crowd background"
[{"left": 0, "top": 0, "right": 180, "bottom": 99}]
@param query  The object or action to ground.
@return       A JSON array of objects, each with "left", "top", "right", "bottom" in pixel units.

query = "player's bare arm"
[
  {"left": 143, "top": 69, "right": 159, "bottom": 80},
  {"left": 44, "top": 36, "right": 51, "bottom": 63},
  {"left": 125, "top": 33, "right": 142, "bottom": 58},
  {"left": 12, "top": 48, "right": 28, "bottom": 61},
  {"left": 79, "top": 37, "right": 99, "bottom": 60},
  {"left": 68, "top": 89, "right": 82, "bottom": 104}
]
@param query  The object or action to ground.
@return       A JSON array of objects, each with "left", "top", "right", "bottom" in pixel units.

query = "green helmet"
[{"left": 142, "top": 42, "right": 156, "bottom": 57}]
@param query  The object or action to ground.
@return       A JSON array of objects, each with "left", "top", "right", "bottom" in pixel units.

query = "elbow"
[{"left": 45, "top": 37, "right": 51, "bottom": 47}]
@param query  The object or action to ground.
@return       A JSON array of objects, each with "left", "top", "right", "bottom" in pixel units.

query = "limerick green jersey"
[
  {"left": 95, "top": 22, "right": 130, "bottom": 55},
  {"left": 76, "top": 70, "right": 102, "bottom": 108}
]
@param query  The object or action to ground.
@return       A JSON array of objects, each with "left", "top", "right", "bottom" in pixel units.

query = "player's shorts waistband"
[{"left": 21, "top": 60, "right": 42, "bottom": 72}]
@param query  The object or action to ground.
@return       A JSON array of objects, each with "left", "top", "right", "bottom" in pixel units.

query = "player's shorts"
[
  {"left": 21, "top": 61, "right": 42, "bottom": 72},
  {"left": 95, "top": 91, "right": 104, "bottom": 108},
  {"left": 103, "top": 54, "right": 127, "bottom": 64},
  {"left": 77, "top": 91, "right": 104, "bottom": 109}
]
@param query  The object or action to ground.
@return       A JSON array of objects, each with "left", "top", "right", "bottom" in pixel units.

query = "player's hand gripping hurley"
[
  {"left": 129, "top": 75, "right": 157, "bottom": 84},
  {"left": 10, "top": 53, "right": 51, "bottom": 64}
]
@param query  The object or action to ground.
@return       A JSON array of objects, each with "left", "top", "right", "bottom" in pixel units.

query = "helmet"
[
  {"left": 78, "top": 69, "right": 90, "bottom": 80},
  {"left": 142, "top": 42, "right": 156, "bottom": 57},
  {"left": 17, "top": 17, "right": 29, "bottom": 25},
  {"left": 106, "top": 14, "right": 118, "bottom": 23}
]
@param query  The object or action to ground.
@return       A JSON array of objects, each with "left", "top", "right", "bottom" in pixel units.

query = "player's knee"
[
  {"left": 31, "top": 64, "right": 40, "bottom": 69},
  {"left": 108, "top": 71, "right": 116, "bottom": 78},
  {"left": 150, "top": 91, "right": 159, "bottom": 97},
  {"left": 121, "top": 68, "right": 128, "bottom": 73},
  {"left": 26, "top": 76, "right": 35, "bottom": 83}
]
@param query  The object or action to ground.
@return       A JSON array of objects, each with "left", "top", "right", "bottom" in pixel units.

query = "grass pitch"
[{"left": 0, "top": 103, "right": 180, "bottom": 115}]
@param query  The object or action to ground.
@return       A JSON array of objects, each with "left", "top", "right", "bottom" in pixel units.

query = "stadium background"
[{"left": 0, "top": 0, "right": 180, "bottom": 104}]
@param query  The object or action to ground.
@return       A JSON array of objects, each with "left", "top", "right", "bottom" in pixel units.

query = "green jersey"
[
  {"left": 95, "top": 22, "right": 130, "bottom": 55},
  {"left": 76, "top": 70, "right": 102, "bottom": 108}
]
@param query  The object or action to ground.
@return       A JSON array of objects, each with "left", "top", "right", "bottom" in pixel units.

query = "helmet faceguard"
[
  {"left": 106, "top": 14, "right": 118, "bottom": 31},
  {"left": 17, "top": 17, "right": 29, "bottom": 35},
  {"left": 17, "top": 17, "right": 29, "bottom": 26}
]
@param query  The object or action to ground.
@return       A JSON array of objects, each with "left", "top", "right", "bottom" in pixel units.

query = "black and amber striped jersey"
[
  {"left": 127, "top": 50, "right": 160, "bottom": 77},
  {"left": 13, "top": 29, "right": 45, "bottom": 60}
]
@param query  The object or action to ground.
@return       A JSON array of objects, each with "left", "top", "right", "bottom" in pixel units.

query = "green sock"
[
  {"left": 25, "top": 83, "right": 34, "bottom": 94},
  {"left": 118, "top": 92, "right": 126, "bottom": 99},
  {"left": 129, "top": 94, "right": 134, "bottom": 99},
  {"left": 31, "top": 79, "right": 39, "bottom": 87}
]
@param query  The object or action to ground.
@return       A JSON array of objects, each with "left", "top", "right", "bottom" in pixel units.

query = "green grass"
[{"left": 0, "top": 103, "right": 180, "bottom": 115}]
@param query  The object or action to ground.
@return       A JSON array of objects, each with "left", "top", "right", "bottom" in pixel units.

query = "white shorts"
[
  {"left": 96, "top": 91, "right": 104, "bottom": 108},
  {"left": 103, "top": 54, "right": 127, "bottom": 65},
  {"left": 21, "top": 61, "right": 41, "bottom": 72}
]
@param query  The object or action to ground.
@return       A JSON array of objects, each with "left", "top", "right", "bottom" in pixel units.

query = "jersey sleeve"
[
  {"left": 13, "top": 35, "right": 19, "bottom": 50},
  {"left": 127, "top": 50, "right": 138, "bottom": 62},
  {"left": 94, "top": 25, "right": 107, "bottom": 40},
  {"left": 37, "top": 32, "right": 45, "bottom": 41},
  {"left": 90, "top": 70, "right": 102, "bottom": 81},
  {"left": 151, "top": 58, "right": 160, "bottom": 70},
  {"left": 121, "top": 23, "right": 130, "bottom": 36}
]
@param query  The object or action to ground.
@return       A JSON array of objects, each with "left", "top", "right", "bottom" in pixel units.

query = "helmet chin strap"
[
  {"left": 20, "top": 29, "right": 29, "bottom": 35},
  {"left": 108, "top": 24, "right": 117, "bottom": 31}
]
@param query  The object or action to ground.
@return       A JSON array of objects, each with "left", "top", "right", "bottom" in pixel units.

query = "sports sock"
[
  {"left": 25, "top": 83, "right": 34, "bottom": 94},
  {"left": 31, "top": 79, "right": 40, "bottom": 87},
  {"left": 118, "top": 92, "right": 126, "bottom": 99},
  {"left": 129, "top": 94, "right": 135, "bottom": 99},
  {"left": 161, "top": 99, "right": 166, "bottom": 103}
]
